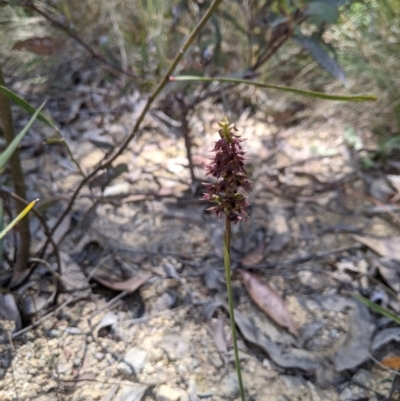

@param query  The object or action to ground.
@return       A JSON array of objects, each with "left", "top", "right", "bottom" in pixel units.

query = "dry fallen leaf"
[
  {"left": 238, "top": 269, "right": 299, "bottom": 337},
  {"left": 381, "top": 355, "right": 400, "bottom": 370},
  {"left": 241, "top": 243, "right": 265, "bottom": 267},
  {"left": 92, "top": 275, "right": 146, "bottom": 293},
  {"left": 222, "top": 304, "right": 318, "bottom": 373},
  {"left": 13, "top": 37, "right": 64, "bottom": 56},
  {"left": 353, "top": 235, "right": 400, "bottom": 262},
  {"left": 60, "top": 251, "right": 91, "bottom": 297}
]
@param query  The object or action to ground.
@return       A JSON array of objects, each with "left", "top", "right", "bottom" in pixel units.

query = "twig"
[
  {"left": 116, "top": 304, "right": 190, "bottom": 326},
  {"left": 11, "top": 297, "right": 74, "bottom": 339},
  {"left": 45, "top": 0, "right": 224, "bottom": 248},
  {"left": 88, "top": 291, "right": 128, "bottom": 321},
  {"left": 248, "top": 244, "right": 364, "bottom": 270},
  {"left": 368, "top": 352, "right": 400, "bottom": 377}
]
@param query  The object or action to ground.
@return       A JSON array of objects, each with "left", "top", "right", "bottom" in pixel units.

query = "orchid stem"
[{"left": 223, "top": 219, "right": 246, "bottom": 401}]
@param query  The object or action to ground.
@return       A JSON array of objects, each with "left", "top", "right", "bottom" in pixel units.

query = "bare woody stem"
[
  {"left": 224, "top": 219, "right": 246, "bottom": 401},
  {"left": 44, "top": 0, "right": 224, "bottom": 249},
  {"left": 0, "top": 64, "right": 30, "bottom": 279}
]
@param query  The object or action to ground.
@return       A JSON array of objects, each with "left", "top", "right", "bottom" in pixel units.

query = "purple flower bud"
[{"left": 202, "top": 118, "right": 252, "bottom": 223}]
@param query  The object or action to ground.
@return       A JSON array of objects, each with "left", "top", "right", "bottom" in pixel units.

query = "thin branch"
[
  {"left": 247, "top": 244, "right": 364, "bottom": 270},
  {"left": 45, "top": 0, "right": 225, "bottom": 247},
  {"left": 11, "top": 297, "right": 74, "bottom": 339}
]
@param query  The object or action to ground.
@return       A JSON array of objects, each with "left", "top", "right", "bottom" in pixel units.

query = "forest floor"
[{"left": 1, "top": 78, "right": 400, "bottom": 401}]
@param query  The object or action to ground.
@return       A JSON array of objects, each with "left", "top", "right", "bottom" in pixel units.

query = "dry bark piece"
[
  {"left": 238, "top": 269, "right": 299, "bottom": 337},
  {"left": 92, "top": 275, "right": 146, "bottom": 293},
  {"left": 13, "top": 37, "right": 64, "bottom": 56},
  {"left": 353, "top": 235, "right": 400, "bottom": 262}
]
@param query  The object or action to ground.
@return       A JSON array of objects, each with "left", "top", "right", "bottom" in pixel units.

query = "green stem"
[
  {"left": 170, "top": 75, "right": 377, "bottom": 102},
  {"left": 0, "top": 64, "right": 31, "bottom": 281},
  {"left": 224, "top": 219, "right": 246, "bottom": 401}
]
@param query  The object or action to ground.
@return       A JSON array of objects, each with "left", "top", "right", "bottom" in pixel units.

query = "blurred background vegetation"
[{"left": 0, "top": 0, "right": 399, "bottom": 143}]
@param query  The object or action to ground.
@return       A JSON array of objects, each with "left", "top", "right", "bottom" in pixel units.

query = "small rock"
[
  {"left": 157, "top": 384, "right": 182, "bottom": 401},
  {"left": 148, "top": 347, "right": 164, "bottom": 363},
  {"left": 190, "top": 358, "right": 200, "bottom": 370},
  {"left": 280, "top": 375, "right": 306, "bottom": 390},
  {"left": 339, "top": 385, "right": 368, "bottom": 401},
  {"left": 48, "top": 329, "right": 60, "bottom": 338},
  {"left": 352, "top": 368, "right": 375, "bottom": 388},
  {"left": 210, "top": 354, "right": 223, "bottom": 369},
  {"left": 298, "top": 270, "right": 324, "bottom": 290},
  {"left": 161, "top": 335, "right": 192, "bottom": 361},
  {"left": 95, "top": 352, "right": 104, "bottom": 361},
  {"left": 72, "top": 358, "right": 81, "bottom": 368},
  {"left": 118, "top": 347, "right": 147, "bottom": 375},
  {"left": 42, "top": 320, "right": 53, "bottom": 332},
  {"left": 219, "top": 372, "right": 239, "bottom": 399}
]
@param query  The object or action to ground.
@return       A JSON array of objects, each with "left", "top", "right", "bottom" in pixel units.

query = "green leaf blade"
[
  {"left": 170, "top": 76, "right": 377, "bottom": 102},
  {"left": 0, "top": 102, "right": 45, "bottom": 169}
]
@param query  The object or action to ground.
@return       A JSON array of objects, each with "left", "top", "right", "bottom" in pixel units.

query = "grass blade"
[
  {"left": 170, "top": 76, "right": 377, "bottom": 102},
  {"left": 0, "top": 199, "right": 39, "bottom": 239},
  {"left": 352, "top": 293, "right": 400, "bottom": 325},
  {"left": 0, "top": 86, "right": 55, "bottom": 128},
  {"left": 0, "top": 102, "right": 45, "bottom": 169}
]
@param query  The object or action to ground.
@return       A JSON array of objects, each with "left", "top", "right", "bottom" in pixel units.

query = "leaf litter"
[{"left": 2, "top": 89, "right": 400, "bottom": 401}]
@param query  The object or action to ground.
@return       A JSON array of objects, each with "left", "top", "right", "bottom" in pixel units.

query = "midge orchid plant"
[{"left": 202, "top": 118, "right": 251, "bottom": 401}]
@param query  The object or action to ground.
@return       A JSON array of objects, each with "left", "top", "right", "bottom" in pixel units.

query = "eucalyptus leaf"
[
  {"left": 305, "top": 1, "right": 339, "bottom": 25},
  {"left": 294, "top": 34, "right": 346, "bottom": 84}
]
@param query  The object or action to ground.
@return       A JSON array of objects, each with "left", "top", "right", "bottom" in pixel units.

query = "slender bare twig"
[
  {"left": 247, "top": 244, "right": 364, "bottom": 270},
  {"left": 11, "top": 297, "right": 74, "bottom": 339},
  {"left": 44, "top": 0, "right": 224, "bottom": 249}
]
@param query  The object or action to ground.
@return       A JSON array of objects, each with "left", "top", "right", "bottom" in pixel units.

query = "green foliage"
[
  {"left": 0, "top": 0, "right": 354, "bottom": 90},
  {"left": 0, "top": 101, "right": 44, "bottom": 169},
  {"left": 335, "top": 0, "right": 400, "bottom": 132},
  {"left": 353, "top": 294, "right": 400, "bottom": 326},
  {"left": 0, "top": 199, "right": 38, "bottom": 240}
]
